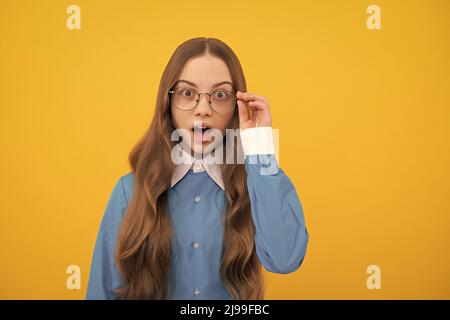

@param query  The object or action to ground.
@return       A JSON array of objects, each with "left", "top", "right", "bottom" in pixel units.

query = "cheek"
[
  {"left": 171, "top": 106, "right": 184, "bottom": 128},
  {"left": 218, "top": 113, "right": 236, "bottom": 131},
  {"left": 211, "top": 117, "right": 230, "bottom": 137}
]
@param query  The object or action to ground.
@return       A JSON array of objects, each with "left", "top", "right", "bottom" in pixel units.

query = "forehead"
[{"left": 178, "top": 55, "right": 233, "bottom": 89}]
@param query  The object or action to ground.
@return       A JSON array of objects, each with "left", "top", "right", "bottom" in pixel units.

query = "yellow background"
[{"left": 1, "top": 0, "right": 449, "bottom": 299}]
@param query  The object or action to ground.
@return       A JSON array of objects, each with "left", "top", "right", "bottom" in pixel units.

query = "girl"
[{"left": 86, "top": 37, "right": 309, "bottom": 300}]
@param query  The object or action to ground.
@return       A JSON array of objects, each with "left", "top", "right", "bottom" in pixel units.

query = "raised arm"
[{"left": 240, "top": 126, "right": 309, "bottom": 274}]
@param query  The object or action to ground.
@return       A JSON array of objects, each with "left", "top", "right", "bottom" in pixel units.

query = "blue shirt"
[{"left": 86, "top": 153, "right": 309, "bottom": 299}]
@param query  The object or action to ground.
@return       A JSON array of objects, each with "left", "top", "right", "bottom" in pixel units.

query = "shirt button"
[
  {"left": 194, "top": 195, "right": 201, "bottom": 203},
  {"left": 193, "top": 288, "right": 201, "bottom": 296},
  {"left": 194, "top": 161, "right": 202, "bottom": 172},
  {"left": 192, "top": 242, "right": 200, "bottom": 249}
]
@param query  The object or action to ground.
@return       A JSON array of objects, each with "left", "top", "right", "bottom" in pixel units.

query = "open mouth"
[
  {"left": 191, "top": 123, "right": 212, "bottom": 143},
  {"left": 191, "top": 126, "right": 209, "bottom": 133}
]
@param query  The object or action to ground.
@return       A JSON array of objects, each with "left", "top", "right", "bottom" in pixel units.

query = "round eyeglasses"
[{"left": 168, "top": 87, "right": 237, "bottom": 114}]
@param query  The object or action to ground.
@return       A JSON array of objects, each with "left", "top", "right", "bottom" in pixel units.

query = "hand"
[{"left": 236, "top": 91, "right": 272, "bottom": 130}]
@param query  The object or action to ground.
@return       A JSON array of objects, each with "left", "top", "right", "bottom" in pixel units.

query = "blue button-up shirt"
[{"left": 86, "top": 131, "right": 309, "bottom": 300}]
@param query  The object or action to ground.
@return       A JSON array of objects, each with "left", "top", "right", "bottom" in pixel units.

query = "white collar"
[{"left": 171, "top": 144, "right": 225, "bottom": 191}]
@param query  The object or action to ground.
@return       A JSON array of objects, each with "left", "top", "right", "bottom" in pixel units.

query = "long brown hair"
[{"left": 114, "top": 37, "right": 265, "bottom": 299}]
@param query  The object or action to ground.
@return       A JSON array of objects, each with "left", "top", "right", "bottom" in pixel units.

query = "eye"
[
  {"left": 181, "top": 89, "right": 194, "bottom": 97},
  {"left": 213, "top": 90, "right": 228, "bottom": 99}
]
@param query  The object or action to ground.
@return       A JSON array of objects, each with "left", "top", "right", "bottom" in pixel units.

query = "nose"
[{"left": 194, "top": 93, "right": 213, "bottom": 117}]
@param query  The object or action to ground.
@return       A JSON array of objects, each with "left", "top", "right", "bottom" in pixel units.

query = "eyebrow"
[{"left": 175, "top": 79, "right": 233, "bottom": 89}]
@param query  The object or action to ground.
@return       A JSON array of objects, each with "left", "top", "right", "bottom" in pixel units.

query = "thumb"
[{"left": 237, "top": 99, "right": 250, "bottom": 128}]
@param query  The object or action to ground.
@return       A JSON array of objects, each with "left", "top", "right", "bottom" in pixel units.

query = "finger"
[
  {"left": 238, "top": 92, "right": 260, "bottom": 101},
  {"left": 251, "top": 109, "right": 258, "bottom": 123},
  {"left": 238, "top": 92, "right": 267, "bottom": 103},
  {"left": 236, "top": 91, "right": 246, "bottom": 99},
  {"left": 247, "top": 100, "right": 267, "bottom": 110},
  {"left": 237, "top": 99, "right": 250, "bottom": 122}
]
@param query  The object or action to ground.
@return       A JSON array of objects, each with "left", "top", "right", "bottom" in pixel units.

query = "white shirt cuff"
[{"left": 239, "top": 126, "right": 276, "bottom": 156}]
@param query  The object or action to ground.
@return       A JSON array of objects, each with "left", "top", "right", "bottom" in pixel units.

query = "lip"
[
  {"left": 191, "top": 121, "right": 211, "bottom": 130},
  {"left": 191, "top": 122, "right": 212, "bottom": 143}
]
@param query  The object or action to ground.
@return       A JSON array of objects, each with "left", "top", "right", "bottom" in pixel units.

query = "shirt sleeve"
[
  {"left": 240, "top": 126, "right": 309, "bottom": 274},
  {"left": 85, "top": 176, "right": 128, "bottom": 299}
]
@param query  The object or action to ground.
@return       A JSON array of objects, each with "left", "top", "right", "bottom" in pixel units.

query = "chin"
[{"left": 191, "top": 138, "right": 213, "bottom": 157}]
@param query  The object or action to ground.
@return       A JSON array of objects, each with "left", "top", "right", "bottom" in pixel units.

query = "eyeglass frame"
[{"left": 168, "top": 86, "right": 238, "bottom": 114}]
